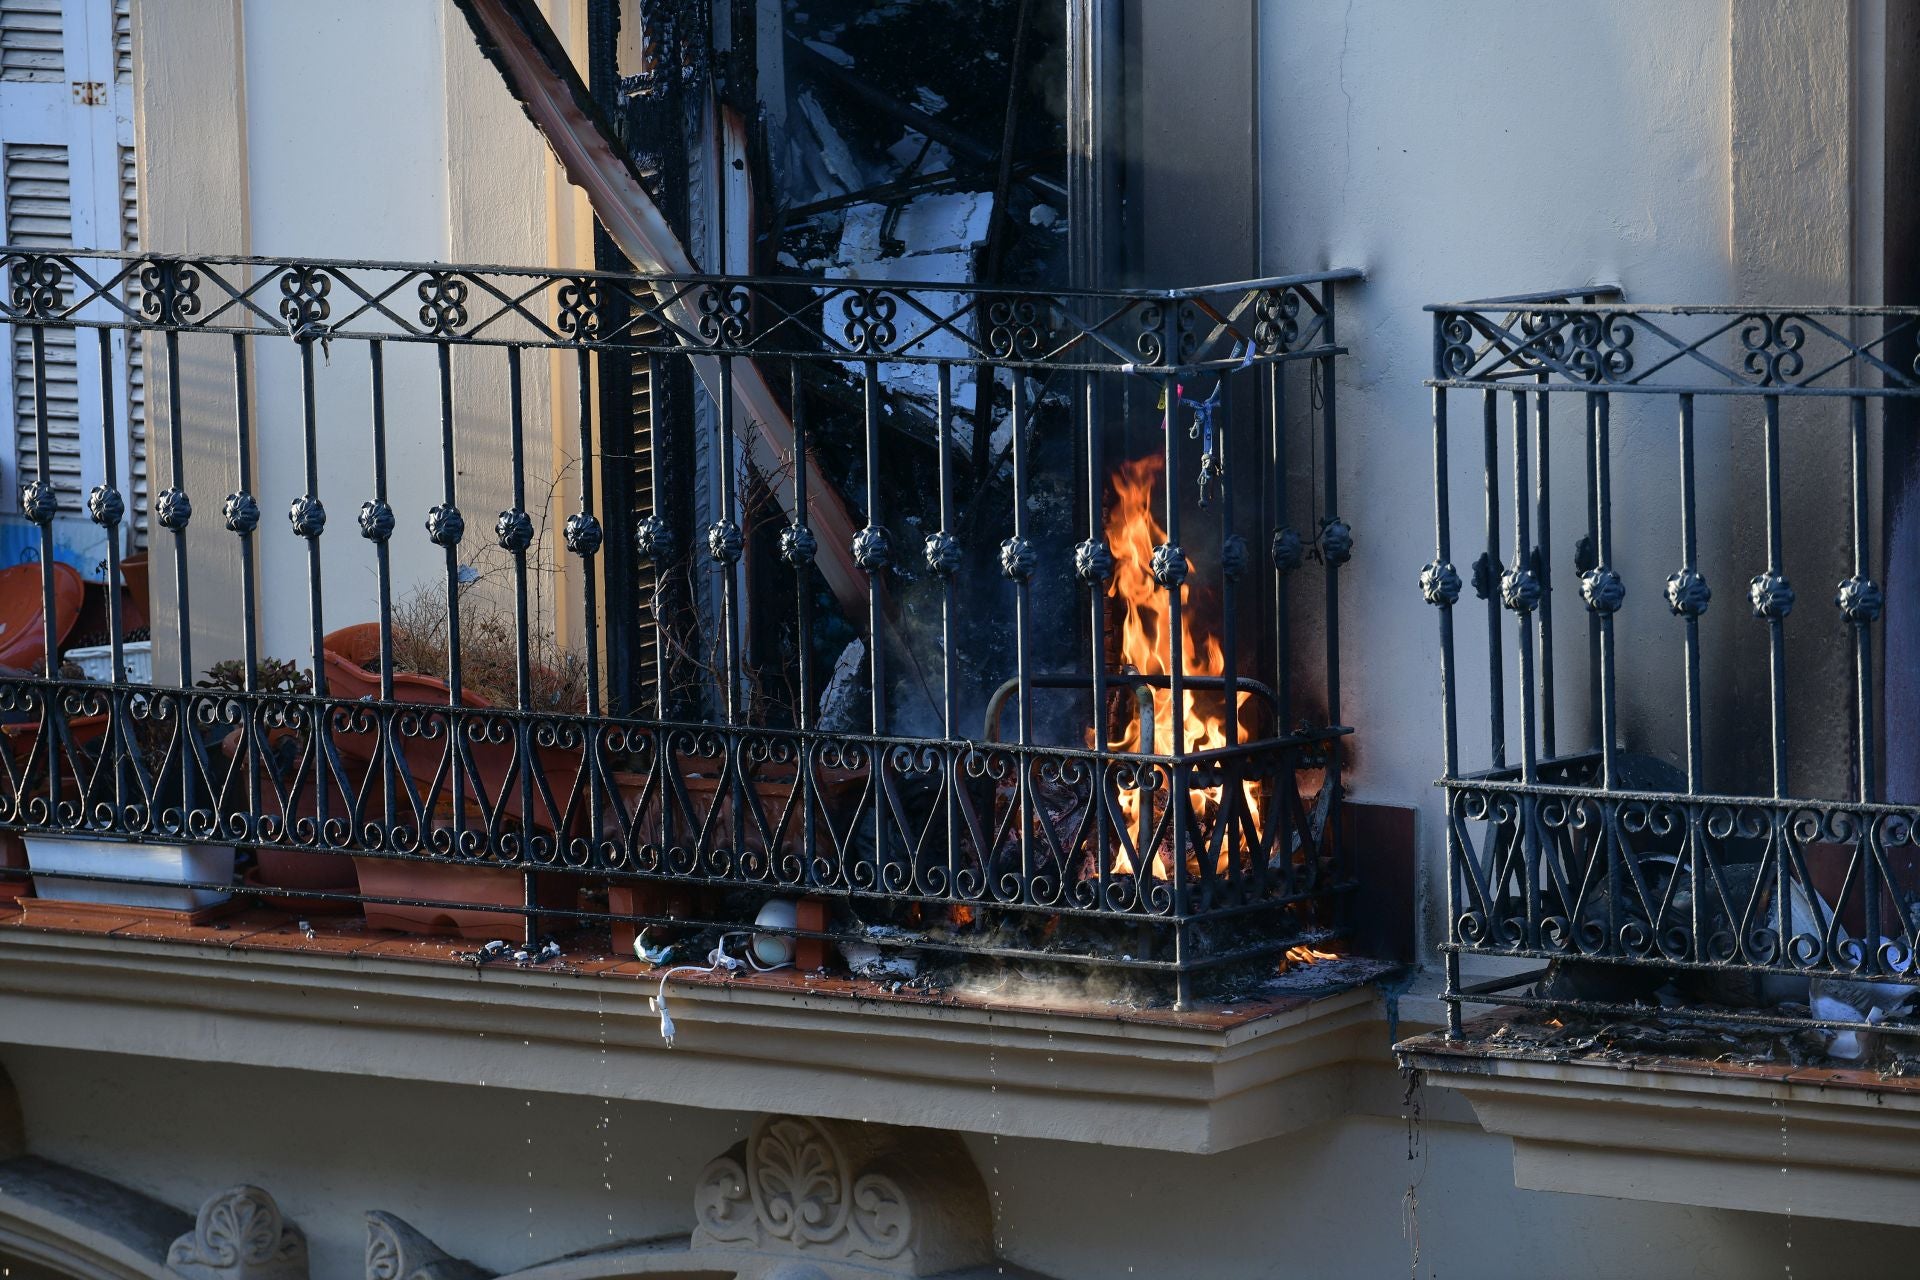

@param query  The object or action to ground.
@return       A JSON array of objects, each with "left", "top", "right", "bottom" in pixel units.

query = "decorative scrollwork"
[
  {"left": 1438, "top": 311, "right": 1477, "bottom": 378},
  {"left": 417, "top": 273, "right": 469, "bottom": 336},
  {"left": 985, "top": 294, "right": 1048, "bottom": 361},
  {"left": 1740, "top": 313, "right": 1807, "bottom": 385},
  {"left": 555, "top": 276, "right": 601, "bottom": 341},
  {"left": 277, "top": 265, "right": 332, "bottom": 338},
  {"left": 166, "top": 1185, "right": 307, "bottom": 1280},
  {"left": 1253, "top": 288, "right": 1302, "bottom": 354},
  {"left": 9, "top": 253, "right": 65, "bottom": 317},
  {"left": 696, "top": 282, "right": 751, "bottom": 346},
  {"left": 839, "top": 288, "right": 897, "bottom": 354},
  {"left": 1564, "top": 311, "right": 1634, "bottom": 382}
]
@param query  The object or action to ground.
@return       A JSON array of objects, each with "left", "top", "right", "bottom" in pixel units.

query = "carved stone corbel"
[
  {"left": 366, "top": 1211, "right": 493, "bottom": 1280},
  {"left": 692, "top": 1115, "right": 991, "bottom": 1278},
  {"left": 164, "top": 1186, "right": 307, "bottom": 1280}
]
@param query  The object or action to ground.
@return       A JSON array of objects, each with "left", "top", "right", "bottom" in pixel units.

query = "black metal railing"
[
  {"left": 1427, "top": 291, "right": 1920, "bottom": 1037},
  {"left": 0, "top": 248, "right": 1357, "bottom": 1001}
]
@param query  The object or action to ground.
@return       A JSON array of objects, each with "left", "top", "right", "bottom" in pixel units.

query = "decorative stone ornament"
[
  {"left": 692, "top": 1115, "right": 992, "bottom": 1278},
  {"left": 165, "top": 1186, "right": 307, "bottom": 1280},
  {"left": 364, "top": 1212, "right": 491, "bottom": 1280}
]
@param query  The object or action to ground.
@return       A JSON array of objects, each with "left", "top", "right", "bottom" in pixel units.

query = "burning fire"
[
  {"left": 1284, "top": 945, "right": 1340, "bottom": 969},
  {"left": 1096, "top": 454, "right": 1261, "bottom": 877}
]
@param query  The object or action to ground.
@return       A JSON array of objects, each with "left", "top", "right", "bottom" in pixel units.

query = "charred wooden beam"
[{"left": 448, "top": 0, "right": 875, "bottom": 635}]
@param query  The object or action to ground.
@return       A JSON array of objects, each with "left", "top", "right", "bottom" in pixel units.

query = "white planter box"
[
  {"left": 25, "top": 835, "right": 234, "bottom": 911},
  {"left": 63, "top": 640, "right": 153, "bottom": 684}
]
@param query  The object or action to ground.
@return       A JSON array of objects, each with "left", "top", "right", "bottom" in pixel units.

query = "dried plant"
[{"left": 380, "top": 578, "right": 590, "bottom": 714}]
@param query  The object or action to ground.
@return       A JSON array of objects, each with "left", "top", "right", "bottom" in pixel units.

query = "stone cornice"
[
  {"left": 0, "top": 928, "right": 1390, "bottom": 1154},
  {"left": 1401, "top": 1030, "right": 1920, "bottom": 1227}
]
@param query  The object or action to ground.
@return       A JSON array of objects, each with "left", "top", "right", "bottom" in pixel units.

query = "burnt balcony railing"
[
  {"left": 1427, "top": 291, "right": 1920, "bottom": 1038},
  {"left": 0, "top": 248, "right": 1357, "bottom": 1002}
]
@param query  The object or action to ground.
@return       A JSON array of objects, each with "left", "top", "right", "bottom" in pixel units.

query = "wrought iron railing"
[
  {"left": 1427, "top": 291, "right": 1920, "bottom": 1036},
  {"left": 0, "top": 248, "right": 1357, "bottom": 1002}
]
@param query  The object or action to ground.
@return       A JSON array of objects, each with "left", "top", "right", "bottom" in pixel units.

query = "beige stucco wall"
[
  {"left": 5, "top": 1043, "right": 1918, "bottom": 1280},
  {"left": 1259, "top": 0, "right": 1882, "bottom": 972},
  {"left": 133, "top": 0, "right": 589, "bottom": 674}
]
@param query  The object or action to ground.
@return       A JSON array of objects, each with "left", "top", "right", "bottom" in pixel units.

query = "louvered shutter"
[
  {"left": 0, "top": 0, "right": 62, "bottom": 83},
  {"left": 5, "top": 142, "right": 85, "bottom": 511},
  {"left": 119, "top": 143, "right": 145, "bottom": 547}
]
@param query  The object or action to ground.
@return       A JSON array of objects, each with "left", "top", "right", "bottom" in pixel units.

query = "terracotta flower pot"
[
  {"left": 352, "top": 855, "right": 581, "bottom": 940},
  {"left": 0, "top": 830, "right": 29, "bottom": 902}
]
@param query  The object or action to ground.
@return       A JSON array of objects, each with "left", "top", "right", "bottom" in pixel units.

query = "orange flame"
[{"left": 1094, "top": 453, "right": 1260, "bottom": 878}]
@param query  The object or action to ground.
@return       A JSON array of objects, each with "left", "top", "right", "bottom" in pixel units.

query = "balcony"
[
  {"left": 1398, "top": 290, "right": 1920, "bottom": 1223},
  {"left": 0, "top": 249, "right": 1379, "bottom": 1081}
]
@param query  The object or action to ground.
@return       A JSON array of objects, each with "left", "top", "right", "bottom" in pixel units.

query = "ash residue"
[{"left": 1475, "top": 1006, "right": 1920, "bottom": 1077}]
